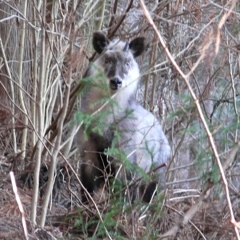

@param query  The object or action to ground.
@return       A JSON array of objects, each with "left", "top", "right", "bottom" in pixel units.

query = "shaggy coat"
[{"left": 79, "top": 32, "right": 171, "bottom": 202}]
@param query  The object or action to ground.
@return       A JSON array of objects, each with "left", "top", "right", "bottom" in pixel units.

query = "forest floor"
[{"left": 0, "top": 155, "right": 239, "bottom": 240}]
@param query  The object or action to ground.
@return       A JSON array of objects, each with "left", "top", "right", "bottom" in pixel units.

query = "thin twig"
[
  {"left": 31, "top": 0, "right": 46, "bottom": 224},
  {"left": 17, "top": 0, "right": 28, "bottom": 159},
  {"left": 0, "top": 38, "right": 17, "bottom": 152}
]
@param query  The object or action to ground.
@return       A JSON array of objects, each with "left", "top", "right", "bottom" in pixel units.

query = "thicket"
[{"left": 0, "top": 0, "right": 239, "bottom": 239}]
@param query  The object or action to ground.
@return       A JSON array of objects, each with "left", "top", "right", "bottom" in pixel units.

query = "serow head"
[{"left": 92, "top": 32, "right": 146, "bottom": 91}]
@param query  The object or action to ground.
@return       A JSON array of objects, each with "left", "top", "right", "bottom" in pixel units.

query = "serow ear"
[
  {"left": 92, "top": 31, "right": 110, "bottom": 54},
  {"left": 129, "top": 37, "right": 146, "bottom": 57}
]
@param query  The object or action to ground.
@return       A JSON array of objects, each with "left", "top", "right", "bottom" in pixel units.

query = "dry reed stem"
[
  {"left": 31, "top": 0, "right": 46, "bottom": 224},
  {"left": 10, "top": 171, "right": 29, "bottom": 240},
  {"left": 17, "top": 0, "right": 28, "bottom": 160}
]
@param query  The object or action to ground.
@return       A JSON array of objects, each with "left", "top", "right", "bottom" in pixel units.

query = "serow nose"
[{"left": 110, "top": 77, "right": 122, "bottom": 90}]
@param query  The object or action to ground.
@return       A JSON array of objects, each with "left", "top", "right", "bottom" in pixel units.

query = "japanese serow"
[{"left": 79, "top": 32, "right": 171, "bottom": 203}]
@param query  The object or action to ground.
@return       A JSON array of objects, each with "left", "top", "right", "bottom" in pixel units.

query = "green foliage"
[
  {"left": 81, "top": 66, "right": 109, "bottom": 93},
  {"left": 220, "top": 121, "right": 240, "bottom": 135},
  {"left": 74, "top": 109, "right": 112, "bottom": 138},
  {"left": 72, "top": 185, "right": 166, "bottom": 239},
  {"left": 106, "top": 146, "right": 151, "bottom": 182},
  {"left": 74, "top": 111, "right": 93, "bottom": 131}
]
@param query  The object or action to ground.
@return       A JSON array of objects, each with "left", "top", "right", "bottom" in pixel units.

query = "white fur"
[{"left": 117, "top": 103, "right": 171, "bottom": 181}]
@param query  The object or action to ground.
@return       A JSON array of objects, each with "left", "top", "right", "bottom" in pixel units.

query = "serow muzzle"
[{"left": 110, "top": 77, "right": 122, "bottom": 90}]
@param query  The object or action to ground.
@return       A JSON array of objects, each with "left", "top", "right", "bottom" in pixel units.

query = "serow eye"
[
  {"left": 104, "top": 57, "right": 111, "bottom": 64},
  {"left": 125, "top": 59, "right": 131, "bottom": 66}
]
